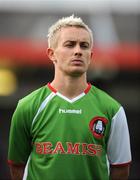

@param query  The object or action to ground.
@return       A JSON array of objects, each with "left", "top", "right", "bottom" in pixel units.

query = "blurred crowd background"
[{"left": 0, "top": 0, "right": 139, "bottom": 179}]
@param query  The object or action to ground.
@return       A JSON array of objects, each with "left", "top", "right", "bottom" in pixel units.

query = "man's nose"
[{"left": 74, "top": 45, "right": 82, "bottom": 56}]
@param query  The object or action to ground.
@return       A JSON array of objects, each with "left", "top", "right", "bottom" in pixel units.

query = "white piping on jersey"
[
  {"left": 31, "top": 92, "right": 56, "bottom": 127},
  {"left": 23, "top": 156, "right": 31, "bottom": 180},
  {"left": 106, "top": 155, "right": 110, "bottom": 175},
  {"left": 56, "top": 92, "right": 85, "bottom": 103}
]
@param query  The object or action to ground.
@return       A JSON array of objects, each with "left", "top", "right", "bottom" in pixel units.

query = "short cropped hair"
[{"left": 47, "top": 15, "right": 93, "bottom": 48}]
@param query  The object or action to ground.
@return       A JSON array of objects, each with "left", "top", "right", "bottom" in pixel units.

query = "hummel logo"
[{"left": 59, "top": 108, "right": 82, "bottom": 114}]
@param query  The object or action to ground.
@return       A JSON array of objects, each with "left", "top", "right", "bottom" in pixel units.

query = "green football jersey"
[{"left": 8, "top": 83, "right": 131, "bottom": 180}]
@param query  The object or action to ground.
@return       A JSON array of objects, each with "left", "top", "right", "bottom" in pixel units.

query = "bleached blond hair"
[{"left": 47, "top": 15, "right": 93, "bottom": 48}]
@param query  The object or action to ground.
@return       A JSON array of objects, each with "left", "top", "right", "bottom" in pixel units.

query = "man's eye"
[
  {"left": 81, "top": 45, "right": 88, "bottom": 48},
  {"left": 65, "top": 44, "right": 74, "bottom": 47},
  {"left": 80, "top": 43, "right": 89, "bottom": 49}
]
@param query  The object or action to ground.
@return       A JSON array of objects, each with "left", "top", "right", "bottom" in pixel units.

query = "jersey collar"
[{"left": 47, "top": 83, "right": 91, "bottom": 103}]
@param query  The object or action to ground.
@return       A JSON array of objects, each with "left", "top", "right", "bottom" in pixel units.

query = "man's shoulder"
[
  {"left": 18, "top": 85, "right": 51, "bottom": 108},
  {"left": 90, "top": 84, "right": 121, "bottom": 111}
]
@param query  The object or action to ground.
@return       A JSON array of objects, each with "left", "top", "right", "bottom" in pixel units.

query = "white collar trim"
[{"left": 56, "top": 92, "right": 85, "bottom": 103}]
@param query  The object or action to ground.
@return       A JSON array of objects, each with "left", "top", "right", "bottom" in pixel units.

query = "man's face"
[{"left": 48, "top": 26, "right": 93, "bottom": 77}]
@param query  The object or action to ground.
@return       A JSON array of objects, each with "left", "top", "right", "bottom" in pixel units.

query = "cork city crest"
[{"left": 89, "top": 117, "right": 108, "bottom": 139}]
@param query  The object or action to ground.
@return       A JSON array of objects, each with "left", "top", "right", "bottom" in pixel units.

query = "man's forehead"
[
  {"left": 59, "top": 27, "right": 90, "bottom": 41},
  {"left": 60, "top": 26, "right": 89, "bottom": 35}
]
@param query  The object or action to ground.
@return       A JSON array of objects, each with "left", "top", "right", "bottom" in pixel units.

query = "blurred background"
[{"left": 0, "top": 0, "right": 139, "bottom": 179}]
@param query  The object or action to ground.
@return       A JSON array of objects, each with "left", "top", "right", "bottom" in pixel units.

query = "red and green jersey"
[{"left": 8, "top": 83, "right": 131, "bottom": 180}]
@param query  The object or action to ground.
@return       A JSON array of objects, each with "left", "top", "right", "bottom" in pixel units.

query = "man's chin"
[{"left": 67, "top": 69, "right": 86, "bottom": 77}]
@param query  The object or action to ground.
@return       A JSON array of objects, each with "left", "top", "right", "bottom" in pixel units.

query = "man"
[{"left": 8, "top": 15, "right": 131, "bottom": 180}]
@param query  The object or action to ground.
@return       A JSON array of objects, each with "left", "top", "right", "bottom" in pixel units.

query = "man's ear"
[
  {"left": 88, "top": 51, "right": 93, "bottom": 65},
  {"left": 90, "top": 51, "right": 93, "bottom": 60},
  {"left": 46, "top": 48, "right": 56, "bottom": 62}
]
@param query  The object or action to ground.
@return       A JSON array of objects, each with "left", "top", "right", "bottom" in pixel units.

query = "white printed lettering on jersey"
[{"left": 59, "top": 108, "right": 82, "bottom": 114}]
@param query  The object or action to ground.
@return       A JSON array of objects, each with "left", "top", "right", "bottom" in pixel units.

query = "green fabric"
[{"left": 8, "top": 84, "right": 120, "bottom": 180}]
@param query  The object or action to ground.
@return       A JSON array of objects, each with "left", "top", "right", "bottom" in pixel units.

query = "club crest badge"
[{"left": 89, "top": 116, "right": 108, "bottom": 139}]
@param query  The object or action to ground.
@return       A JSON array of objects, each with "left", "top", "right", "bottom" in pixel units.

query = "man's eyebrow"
[
  {"left": 64, "top": 40, "right": 76, "bottom": 43},
  {"left": 63, "top": 40, "right": 76, "bottom": 45},
  {"left": 64, "top": 40, "right": 89, "bottom": 44},
  {"left": 80, "top": 41, "right": 90, "bottom": 45}
]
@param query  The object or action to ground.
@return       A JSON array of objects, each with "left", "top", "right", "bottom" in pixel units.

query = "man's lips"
[{"left": 71, "top": 59, "right": 83, "bottom": 64}]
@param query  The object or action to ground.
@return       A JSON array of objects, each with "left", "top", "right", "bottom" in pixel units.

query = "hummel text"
[{"left": 59, "top": 108, "right": 82, "bottom": 114}]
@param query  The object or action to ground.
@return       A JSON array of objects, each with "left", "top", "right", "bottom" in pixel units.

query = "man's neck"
[{"left": 50, "top": 75, "right": 88, "bottom": 99}]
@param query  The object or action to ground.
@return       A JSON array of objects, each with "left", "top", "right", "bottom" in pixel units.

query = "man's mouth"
[{"left": 71, "top": 59, "right": 83, "bottom": 64}]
